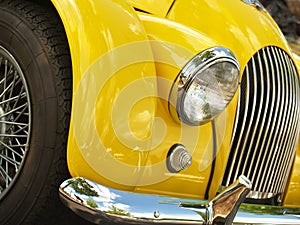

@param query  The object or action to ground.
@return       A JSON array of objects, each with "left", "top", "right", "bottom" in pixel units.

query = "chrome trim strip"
[
  {"left": 258, "top": 47, "right": 285, "bottom": 192},
  {"left": 218, "top": 187, "right": 278, "bottom": 199},
  {"left": 268, "top": 51, "right": 293, "bottom": 193},
  {"left": 223, "top": 65, "right": 249, "bottom": 187},
  {"left": 243, "top": 50, "right": 265, "bottom": 178},
  {"left": 277, "top": 55, "right": 299, "bottom": 193},
  {"left": 274, "top": 52, "right": 291, "bottom": 193},
  {"left": 247, "top": 190, "right": 276, "bottom": 199},
  {"left": 242, "top": 0, "right": 267, "bottom": 11},
  {"left": 251, "top": 47, "right": 274, "bottom": 187},
  {"left": 224, "top": 63, "right": 251, "bottom": 187},
  {"left": 225, "top": 89, "right": 241, "bottom": 186},
  {"left": 59, "top": 177, "right": 300, "bottom": 225},
  {"left": 260, "top": 48, "right": 287, "bottom": 192},
  {"left": 268, "top": 48, "right": 285, "bottom": 193},
  {"left": 247, "top": 49, "right": 271, "bottom": 179},
  {"left": 234, "top": 57, "right": 257, "bottom": 180},
  {"left": 233, "top": 62, "right": 254, "bottom": 182},
  {"left": 222, "top": 46, "right": 300, "bottom": 199}
]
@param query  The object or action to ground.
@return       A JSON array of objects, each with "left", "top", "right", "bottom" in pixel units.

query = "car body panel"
[
  {"left": 132, "top": 14, "right": 239, "bottom": 199},
  {"left": 166, "top": 0, "right": 299, "bottom": 204},
  {"left": 51, "top": 0, "right": 300, "bottom": 207},
  {"left": 284, "top": 139, "right": 300, "bottom": 206},
  {"left": 51, "top": 0, "right": 158, "bottom": 191},
  {"left": 167, "top": 0, "right": 291, "bottom": 65},
  {"left": 127, "top": 0, "right": 174, "bottom": 16}
]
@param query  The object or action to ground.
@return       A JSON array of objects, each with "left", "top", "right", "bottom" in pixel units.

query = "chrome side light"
[
  {"left": 166, "top": 144, "right": 192, "bottom": 173},
  {"left": 169, "top": 47, "right": 240, "bottom": 126}
]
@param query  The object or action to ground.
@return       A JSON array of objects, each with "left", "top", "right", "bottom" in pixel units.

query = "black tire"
[{"left": 0, "top": 0, "right": 73, "bottom": 224}]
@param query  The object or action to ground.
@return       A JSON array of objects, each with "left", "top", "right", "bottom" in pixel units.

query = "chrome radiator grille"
[{"left": 222, "top": 46, "right": 300, "bottom": 198}]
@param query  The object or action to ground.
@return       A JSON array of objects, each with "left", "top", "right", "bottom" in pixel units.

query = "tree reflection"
[
  {"left": 107, "top": 205, "right": 131, "bottom": 217},
  {"left": 67, "top": 177, "right": 99, "bottom": 197},
  {"left": 86, "top": 199, "right": 98, "bottom": 208}
]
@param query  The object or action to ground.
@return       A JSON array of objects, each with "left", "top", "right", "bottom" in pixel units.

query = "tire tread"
[{"left": 0, "top": 0, "right": 74, "bottom": 224}]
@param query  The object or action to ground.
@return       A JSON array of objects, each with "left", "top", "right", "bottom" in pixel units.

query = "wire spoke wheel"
[
  {"left": 0, "top": 45, "right": 31, "bottom": 199},
  {"left": 0, "top": 0, "right": 75, "bottom": 224}
]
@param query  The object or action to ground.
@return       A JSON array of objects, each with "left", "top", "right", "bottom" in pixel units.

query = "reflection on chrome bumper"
[{"left": 59, "top": 176, "right": 300, "bottom": 224}]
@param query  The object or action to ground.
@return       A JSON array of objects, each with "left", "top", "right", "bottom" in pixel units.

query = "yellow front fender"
[
  {"left": 50, "top": 0, "right": 300, "bottom": 206},
  {"left": 51, "top": 0, "right": 158, "bottom": 191}
]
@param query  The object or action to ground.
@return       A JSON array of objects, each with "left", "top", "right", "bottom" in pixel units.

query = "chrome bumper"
[{"left": 59, "top": 176, "right": 300, "bottom": 224}]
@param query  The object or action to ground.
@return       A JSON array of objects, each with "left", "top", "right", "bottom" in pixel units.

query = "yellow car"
[{"left": 0, "top": 0, "right": 299, "bottom": 224}]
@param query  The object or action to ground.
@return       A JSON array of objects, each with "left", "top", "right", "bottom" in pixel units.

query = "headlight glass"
[{"left": 169, "top": 47, "right": 240, "bottom": 126}]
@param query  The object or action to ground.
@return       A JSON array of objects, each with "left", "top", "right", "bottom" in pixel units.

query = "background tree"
[{"left": 261, "top": 0, "right": 299, "bottom": 37}]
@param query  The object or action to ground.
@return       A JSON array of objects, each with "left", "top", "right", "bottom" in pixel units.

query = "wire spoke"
[
  {"left": 11, "top": 104, "right": 28, "bottom": 122},
  {"left": 0, "top": 152, "right": 21, "bottom": 167},
  {"left": 10, "top": 85, "right": 25, "bottom": 110},
  {"left": 0, "top": 140, "right": 24, "bottom": 158},
  {"left": 0, "top": 45, "right": 31, "bottom": 197},
  {"left": 14, "top": 124, "right": 29, "bottom": 135},
  {"left": 0, "top": 166, "right": 13, "bottom": 187},
  {"left": 0, "top": 103, "right": 28, "bottom": 119},
  {"left": 5, "top": 70, "right": 18, "bottom": 112},
  {"left": 8, "top": 143, "right": 27, "bottom": 148},
  {"left": 0, "top": 120, "right": 28, "bottom": 126},
  {"left": 0, "top": 74, "right": 21, "bottom": 100},
  {"left": 9, "top": 140, "right": 19, "bottom": 171},
  {"left": 14, "top": 138, "right": 25, "bottom": 155},
  {"left": 0, "top": 92, "right": 27, "bottom": 106},
  {"left": 0, "top": 134, "right": 27, "bottom": 138}
]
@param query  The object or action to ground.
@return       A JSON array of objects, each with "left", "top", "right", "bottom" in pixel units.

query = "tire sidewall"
[{"left": 0, "top": 7, "right": 59, "bottom": 224}]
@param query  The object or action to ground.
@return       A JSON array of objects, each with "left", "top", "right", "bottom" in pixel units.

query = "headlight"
[{"left": 169, "top": 47, "right": 240, "bottom": 126}]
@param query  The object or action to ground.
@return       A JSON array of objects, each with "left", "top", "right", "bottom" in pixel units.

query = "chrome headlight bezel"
[
  {"left": 242, "top": 0, "right": 266, "bottom": 12},
  {"left": 169, "top": 47, "right": 240, "bottom": 126}
]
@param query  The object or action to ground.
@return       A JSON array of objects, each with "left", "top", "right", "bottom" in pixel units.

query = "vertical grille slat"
[
  {"left": 276, "top": 57, "right": 300, "bottom": 193},
  {"left": 260, "top": 48, "right": 290, "bottom": 192},
  {"left": 251, "top": 47, "right": 276, "bottom": 187},
  {"left": 232, "top": 58, "right": 259, "bottom": 181},
  {"left": 222, "top": 46, "right": 300, "bottom": 199},
  {"left": 268, "top": 51, "right": 295, "bottom": 192},
  {"left": 243, "top": 50, "right": 268, "bottom": 179},
  {"left": 223, "top": 66, "right": 251, "bottom": 187}
]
